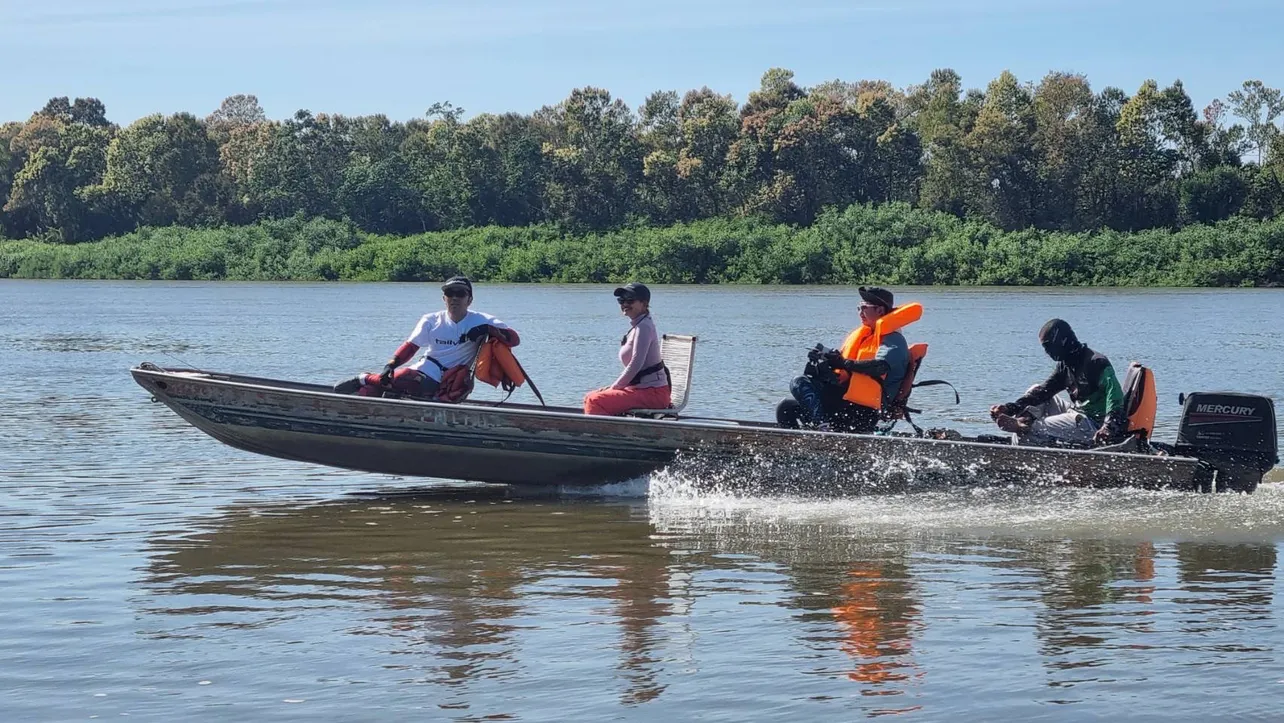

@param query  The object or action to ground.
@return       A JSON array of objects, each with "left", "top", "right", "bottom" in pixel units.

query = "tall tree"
[
  {"left": 246, "top": 110, "right": 353, "bottom": 219},
  {"left": 1113, "top": 80, "right": 1179, "bottom": 229},
  {"left": 4, "top": 114, "right": 115, "bottom": 241},
  {"left": 957, "top": 71, "right": 1038, "bottom": 229},
  {"left": 1227, "top": 80, "right": 1284, "bottom": 164},
  {"left": 539, "top": 87, "right": 642, "bottom": 229}
]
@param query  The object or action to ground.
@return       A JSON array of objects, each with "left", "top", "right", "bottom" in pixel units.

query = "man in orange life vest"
[{"left": 776, "top": 286, "right": 914, "bottom": 433}]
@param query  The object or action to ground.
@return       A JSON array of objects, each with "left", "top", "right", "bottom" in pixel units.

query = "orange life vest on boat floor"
[{"left": 834, "top": 302, "right": 924, "bottom": 409}]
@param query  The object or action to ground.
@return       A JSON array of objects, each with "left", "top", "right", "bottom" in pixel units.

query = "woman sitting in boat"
[
  {"left": 333, "top": 275, "right": 519, "bottom": 401},
  {"left": 583, "top": 282, "right": 671, "bottom": 416}
]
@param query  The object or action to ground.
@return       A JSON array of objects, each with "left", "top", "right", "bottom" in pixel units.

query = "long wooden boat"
[{"left": 130, "top": 363, "right": 1251, "bottom": 494}]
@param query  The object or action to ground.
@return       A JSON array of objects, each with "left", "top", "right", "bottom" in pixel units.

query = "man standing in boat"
[
  {"left": 333, "top": 276, "right": 519, "bottom": 401},
  {"left": 777, "top": 286, "right": 916, "bottom": 433},
  {"left": 990, "top": 318, "right": 1126, "bottom": 446}
]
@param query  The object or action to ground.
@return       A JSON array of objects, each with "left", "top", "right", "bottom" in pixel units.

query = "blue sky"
[{"left": 5, "top": 0, "right": 1282, "bottom": 125}]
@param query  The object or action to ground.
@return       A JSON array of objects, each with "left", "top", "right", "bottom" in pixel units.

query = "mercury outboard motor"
[{"left": 1174, "top": 392, "right": 1278, "bottom": 493}]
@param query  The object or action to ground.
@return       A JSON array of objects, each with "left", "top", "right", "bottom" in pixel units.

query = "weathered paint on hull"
[{"left": 131, "top": 365, "right": 1208, "bottom": 492}]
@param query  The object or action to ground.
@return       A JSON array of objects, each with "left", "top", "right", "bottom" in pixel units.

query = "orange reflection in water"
[{"left": 830, "top": 563, "right": 923, "bottom": 713}]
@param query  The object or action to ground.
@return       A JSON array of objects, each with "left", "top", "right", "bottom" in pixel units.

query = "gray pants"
[{"left": 1018, "top": 394, "right": 1098, "bottom": 446}]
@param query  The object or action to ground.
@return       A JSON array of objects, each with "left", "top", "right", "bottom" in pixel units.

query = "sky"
[{"left": 4, "top": 0, "right": 1283, "bottom": 125}]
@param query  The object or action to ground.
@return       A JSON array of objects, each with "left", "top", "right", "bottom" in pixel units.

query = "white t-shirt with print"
[{"left": 404, "top": 310, "right": 512, "bottom": 381}]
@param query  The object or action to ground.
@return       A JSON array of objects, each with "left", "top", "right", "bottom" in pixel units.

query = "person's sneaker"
[{"left": 333, "top": 376, "right": 364, "bottom": 395}]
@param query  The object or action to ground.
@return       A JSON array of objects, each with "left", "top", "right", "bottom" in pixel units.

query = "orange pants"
[{"left": 583, "top": 385, "right": 671, "bottom": 416}]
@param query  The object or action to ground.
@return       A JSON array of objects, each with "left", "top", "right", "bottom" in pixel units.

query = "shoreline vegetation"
[
  {"left": 2, "top": 68, "right": 1283, "bottom": 285},
  {"left": 2, "top": 207, "right": 1281, "bottom": 286}
]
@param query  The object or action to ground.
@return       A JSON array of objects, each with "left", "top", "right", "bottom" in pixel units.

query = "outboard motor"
[{"left": 1175, "top": 392, "right": 1278, "bottom": 493}]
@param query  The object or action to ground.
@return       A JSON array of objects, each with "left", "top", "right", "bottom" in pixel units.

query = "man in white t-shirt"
[{"left": 333, "top": 276, "right": 520, "bottom": 400}]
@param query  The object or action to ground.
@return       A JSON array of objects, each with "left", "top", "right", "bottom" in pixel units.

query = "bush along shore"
[{"left": 2, "top": 204, "right": 1282, "bottom": 287}]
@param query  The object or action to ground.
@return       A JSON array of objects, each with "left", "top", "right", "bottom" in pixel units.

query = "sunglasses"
[
  {"left": 617, "top": 297, "right": 638, "bottom": 305},
  {"left": 859, "top": 303, "right": 882, "bottom": 312},
  {"left": 443, "top": 289, "right": 469, "bottom": 298}
]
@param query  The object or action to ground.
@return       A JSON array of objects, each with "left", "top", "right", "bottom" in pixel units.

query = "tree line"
[{"left": 2, "top": 69, "right": 1282, "bottom": 246}]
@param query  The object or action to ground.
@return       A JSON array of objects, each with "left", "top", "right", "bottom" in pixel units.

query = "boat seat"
[
  {"left": 878, "top": 343, "right": 958, "bottom": 436},
  {"left": 1121, "top": 361, "right": 1157, "bottom": 439},
  {"left": 624, "top": 333, "right": 697, "bottom": 420}
]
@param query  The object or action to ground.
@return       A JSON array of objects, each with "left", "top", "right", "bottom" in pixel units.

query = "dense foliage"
[
  {"left": 2, "top": 69, "right": 1282, "bottom": 285},
  {"left": 4, "top": 207, "right": 1280, "bottom": 286},
  {"left": 2, "top": 70, "right": 1283, "bottom": 245}
]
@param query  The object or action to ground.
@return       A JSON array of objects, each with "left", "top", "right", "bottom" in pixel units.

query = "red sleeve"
[
  {"left": 391, "top": 341, "right": 419, "bottom": 366},
  {"left": 497, "top": 328, "right": 520, "bottom": 347}
]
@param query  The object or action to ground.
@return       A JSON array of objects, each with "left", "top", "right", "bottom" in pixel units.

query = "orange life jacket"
[
  {"left": 474, "top": 338, "right": 526, "bottom": 391},
  {"left": 833, "top": 302, "right": 923, "bottom": 409}
]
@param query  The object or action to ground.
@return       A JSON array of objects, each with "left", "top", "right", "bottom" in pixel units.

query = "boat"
[{"left": 130, "top": 357, "right": 1277, "bottom": 494}]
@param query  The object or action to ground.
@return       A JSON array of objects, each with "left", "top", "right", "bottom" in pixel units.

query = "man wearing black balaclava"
[{"left": 989, "top": 318, "right": 1127, "bottom": 446}]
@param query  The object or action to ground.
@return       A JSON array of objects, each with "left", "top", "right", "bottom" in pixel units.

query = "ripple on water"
[{"left": 3, "top": 282, "right": 1283, "bottom": 721}]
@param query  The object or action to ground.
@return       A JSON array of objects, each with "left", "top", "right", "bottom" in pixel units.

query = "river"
[{"left": 2, "top": 280, "right": 1282, "bottom": 720}]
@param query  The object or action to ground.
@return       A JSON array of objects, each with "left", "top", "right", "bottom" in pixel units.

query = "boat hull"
[{"left": 131, "top": 365, "right": 1209, "bottom": 492}]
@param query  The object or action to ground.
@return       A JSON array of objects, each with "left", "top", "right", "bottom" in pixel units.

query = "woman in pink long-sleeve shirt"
[{"left": 583, "top": 282, "right": 672, "bottom": 416}]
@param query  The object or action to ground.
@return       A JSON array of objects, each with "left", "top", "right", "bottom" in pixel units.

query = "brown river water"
[{"left": 1, "top": 280, "right": 1282, "bottom": 721}]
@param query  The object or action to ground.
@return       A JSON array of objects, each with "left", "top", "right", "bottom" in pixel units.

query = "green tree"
[
  {"left": 1114, "top": 80, "right": 1179, "bottom": 230},
  {"left": 724, "top": 68, "right": 809, "bottom": 220},
  {"left": 913, "top": 69, "right": 977, "bottom": 217},
  {"left": 4, "top": 112, "right": 116, "bottom": 241},
  {"left": 247, "top": 110, "right": 353, "bottom": 219},
  {"left": 1227, "top": 80, "right": 1284, "bottom": 164},
  {"left": 1179, "top": 165, "right": 1246, "bottom": 224},
  {"left": 1202, "top": 99, "right": 1249, "bottom": 167},
  {"left": 90, "top": 113, "right": 228, "bottom": 227},
  {"left": 958, "top": 71, "right": 1038, "bottom": 230},
  {"left": 0, "top": 122, "right": 26, "bottom": 237},
  {"left": 539, "top": 87, "right": 642, "bottom": 229}
]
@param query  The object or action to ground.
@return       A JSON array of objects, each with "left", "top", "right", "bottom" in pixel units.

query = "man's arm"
[
  {"left": 382, "top": 316, "right": 431, "bottom": 384},
  {"left": 873, "top": 338, "right": 908, "bottom": 380},
  {"left": 1013, "top": 365, "right": 1067, "bottom": 409},
  {"left": 843, "top": 358, "right": 889, "bottom": 376},
  {"left": 1098, "top": 365, "right": 1128, "bottom": 438},
  {"left": 472, "top": 313, "right": 520, "bottom": 346}
]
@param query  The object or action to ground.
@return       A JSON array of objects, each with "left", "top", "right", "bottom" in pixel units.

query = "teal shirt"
[{"left": 876, "top": 331, "right": 910, "bottom": 409}]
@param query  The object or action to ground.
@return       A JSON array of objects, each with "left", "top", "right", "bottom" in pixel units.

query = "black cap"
[
  {"left": 441, "top": 275, "right": 472, "bottom": 295},
  {"left": 858, "top": 286, "right": 894, "bottom": 310},
  {"left": 612, "top": 282, "right": 651, "bottom": 303}
]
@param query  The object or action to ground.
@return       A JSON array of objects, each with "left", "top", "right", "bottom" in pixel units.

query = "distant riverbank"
[{"left": 2, "top": 204, "right": 1281, "bottom": 287}]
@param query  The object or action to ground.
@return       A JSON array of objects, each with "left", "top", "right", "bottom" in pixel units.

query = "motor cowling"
[{"left": 1175, "top": 392, "right": 1278, "bottom": 493}]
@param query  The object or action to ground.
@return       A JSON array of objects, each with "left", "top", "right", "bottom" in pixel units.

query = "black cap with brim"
[
  {"left": 441, "top": 276, "right": 473, "bottom": 294},
  {"left": 858, "top": 286, "right": 894, "bottom": 309},
  {"left": 612, "top": 282, "right": 651, "bottom": 302}
]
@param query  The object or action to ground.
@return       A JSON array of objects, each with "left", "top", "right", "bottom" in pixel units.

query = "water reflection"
[
  {"left": 144, "top": 500, "right": 679, "bottom": 706},
  {"left": 140, "top": 496, "right": 1284, "bottom": 717},
  {"left": 1174, "top": 542, "right": 1276, "bottom": 643},
  {"left": 981, "top": 536, "right": 1278, "bottom": 698}
]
